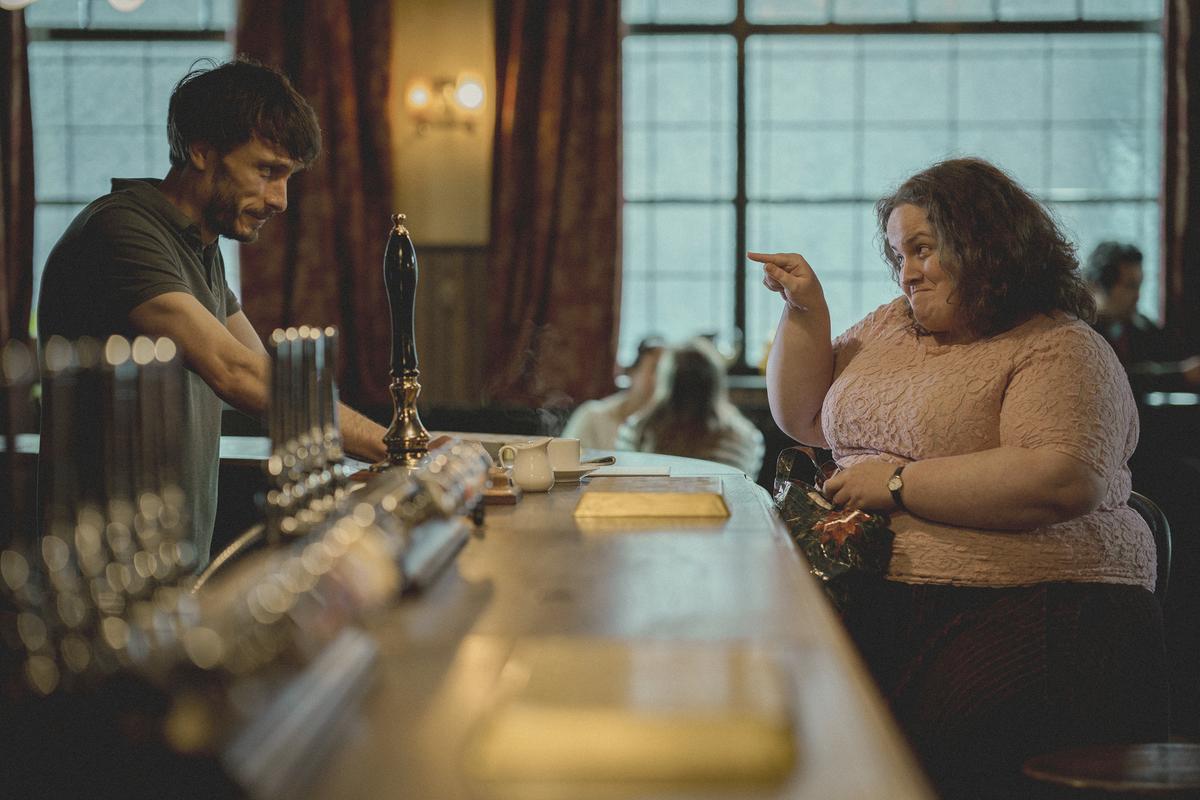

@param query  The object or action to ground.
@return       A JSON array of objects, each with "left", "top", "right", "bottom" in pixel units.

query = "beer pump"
[{"left": 375, "top": 213, "right": 431, "bottom": 470}]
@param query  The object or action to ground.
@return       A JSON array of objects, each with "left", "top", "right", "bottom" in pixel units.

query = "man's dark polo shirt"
[{"left": 38, "top": 178, "right": 241, "bottom": 564}]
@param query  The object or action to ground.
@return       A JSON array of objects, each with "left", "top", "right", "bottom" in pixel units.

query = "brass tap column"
[{"left": 378, "top": 213, "right": 430, "bottom": 469}]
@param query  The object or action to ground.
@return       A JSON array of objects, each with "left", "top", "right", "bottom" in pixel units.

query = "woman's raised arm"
[{"left": 750, "top": 251, "right": 834, "bottom": 446}]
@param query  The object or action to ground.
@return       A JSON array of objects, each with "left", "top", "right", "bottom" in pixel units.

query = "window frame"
[{"left": 621, "top": 2, "right": 1162, "bottom": 372}]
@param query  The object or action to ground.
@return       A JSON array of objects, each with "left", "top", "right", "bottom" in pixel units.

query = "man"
[
  {"left": 1085, "top": 240, "right": 1200, "bottom": 396},
  {"left": 561, "top": 336, "right": 664, "bottom": 450},
  {"left": 1086, "top": 241, "right": 1200, "bottom": 738},
  {"left": 38, "top": 59, "right": 387, "bottom": 564}
]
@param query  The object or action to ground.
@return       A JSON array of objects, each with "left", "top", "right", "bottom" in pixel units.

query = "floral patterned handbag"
[{"left": 771, "top": 446, "right": 895, "bottom": 612}]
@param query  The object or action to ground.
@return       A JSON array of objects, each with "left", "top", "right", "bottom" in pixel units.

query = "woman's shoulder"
[
  {"left": 1004, "top": 313, "right": 1128, "bottom": 380},
  {"left": 1010, "top": 313, "right": 1116, "bottom": 355},
  {"left": 835, "top": 295, "right": 908, "bottom": 344}
]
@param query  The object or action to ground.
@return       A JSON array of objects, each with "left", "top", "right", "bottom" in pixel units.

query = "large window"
[
  {"left": 26, "top": 0, "right": 236, "bottom": 335},
  {"left": 621, "top": 0, "right": 1163, "bottom": 367}
]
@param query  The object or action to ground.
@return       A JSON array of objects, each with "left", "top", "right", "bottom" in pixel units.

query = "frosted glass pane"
[
  {"left": 32, "top": 128, "right": 69, "bottom": 202},
  {"left": 862, "top": 36, "right": 953, "bottom": 123},
  {"left": 998, "top": 0, "right": 1078, "bottom": 20},
  {"left": 624, "top": 36, "right": 736, "bottom": 123},
  {"left": 622, "top": 0, "right": 736, "bottom": 24},
  {"left": 746, "top": 0, "right": 829, "bottom": 23},
  {"left": 624, "top": 130, "right": 652, "bottom": 198},
  {"left": 25, "top": 0, "right": 86, "bottom": 27},
  {"left": 644, "top": 128, "right": 736, "bottom": 198},
  {"left": 70, "top": 131, "right": 152, "bottom": 197},
  {"left": 748, "top": 37, "right": 857, "bottom": 124},
  {"left": 1138, "top": 202, "right": 1161, "bottom": 322},
  {"left": 1049, "top": 125, "right": 1144, "bottom": 196},
  {"left": 623, "top": 203, "right": 652, "bottom": 278},
  {"left": 622, "top": 203, "right": 736, "bottom": 359},
  {"left": 220, "top": 240, "right": 241, "bottom": 298},
  {"left": 623, "top": 204, "right": 734, "bottom": 279},
  {"left": 749, "top": 126, "right": 856, "bottom": 199},
  {"left": 861, "top": 127, "right": 955, "bottom": 196},
  {"left": 1051, "top": 36, "right": 1153, "bottom": 123},
  {"left": 623, "top": 36, "right": 735, "bottom": 199},
  {"left": 957, "top": 39, "right": 1048, "bottom": 122},
  {"left": 28, "top": 44, "right": 67, "bottom": 127},
  {"left": 746, "top": 203, "right": 873, "bottom": 270},
  {"left": 1083, "top": 0, "right": 1161, "bottom": 20},
  {"left": 210, "top": 0, "right": 237, "bottom": 29},
  {"left": 25, "top": 0, "right": 231, "bottom": 30},
  {"left": 832, "top": 0, "right": 911, "bottom": 23},
  {"left": 68, "top": 53, "right": 148, "bottom": 127},
  {"left": 915, "top": 0, "right": 993, "bottom": 21},
  {"left": 89, "top": 0, "right": 212, "bottom": 29},
  {"left": 955, "top": 126, "right": 1047, "bottom": 193}
]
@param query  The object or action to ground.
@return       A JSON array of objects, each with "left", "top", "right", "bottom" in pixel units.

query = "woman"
[
  {"left": 751, "top": 157, "right": 1166, "bottom": 797},
  {"left": 562, "top": 336, "right": 665, "bottom": 450},
  {"left": 616, "top": 337, "right": 764, "bottom": 478}
]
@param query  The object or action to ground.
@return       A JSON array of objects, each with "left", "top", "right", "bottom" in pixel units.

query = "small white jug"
[{"left": 498, "top": 438, "right": 555, "bottom": 492}]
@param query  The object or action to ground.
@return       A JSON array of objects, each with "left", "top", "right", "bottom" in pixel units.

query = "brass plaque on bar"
[{"left": 573, "top": 476, "right": 729, "bottom": 518}]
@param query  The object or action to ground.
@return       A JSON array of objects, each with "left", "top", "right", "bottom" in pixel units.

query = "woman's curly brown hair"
[{"left": 875, "top": 157, "right": 1095, "bottom": 338}]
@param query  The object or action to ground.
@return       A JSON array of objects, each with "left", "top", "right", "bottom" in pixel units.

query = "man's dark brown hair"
[{"left": 167, "top": 57, "right": 321, "bottom": 169}]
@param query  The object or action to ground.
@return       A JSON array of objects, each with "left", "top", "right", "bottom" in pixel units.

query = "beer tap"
[{"left": 376, "top": 213, "right": 431, "bottom": 470}]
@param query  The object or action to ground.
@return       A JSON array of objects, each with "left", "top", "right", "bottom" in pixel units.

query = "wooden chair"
[{"left": 1020, "top": 492, "right": 1195, "bottom": 797}]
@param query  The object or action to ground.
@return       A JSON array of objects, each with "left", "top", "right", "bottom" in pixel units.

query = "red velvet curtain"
[
  {"left": 1163, "top": 0, "right": 1200, "bottom": 348},
  {"left": 486, "top": 0, "right": 622, "bottom": 407},
  {"left": 1, "top": 10, "right": 34, "bottom": 344},
  {"left": 236, "top": 0, "right": 397, "bottom": 408}
]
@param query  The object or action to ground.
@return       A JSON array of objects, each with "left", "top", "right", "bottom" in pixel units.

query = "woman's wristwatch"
[{"left": 887, "top": 464, "right": 906, "bottom": 510}]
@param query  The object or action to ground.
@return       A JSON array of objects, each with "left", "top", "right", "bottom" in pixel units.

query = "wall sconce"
[{"left": 404, "top": 72, "right": 486, "bottom": 134}]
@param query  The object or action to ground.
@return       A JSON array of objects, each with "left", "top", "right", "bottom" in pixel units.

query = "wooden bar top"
[{"left": 305, "top": 448, "right": 934, "bottom": 799}]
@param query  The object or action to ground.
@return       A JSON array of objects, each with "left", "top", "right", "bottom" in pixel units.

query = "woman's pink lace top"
[{"left": 824, "top": 297, "right": 1155, "bottom": 590}]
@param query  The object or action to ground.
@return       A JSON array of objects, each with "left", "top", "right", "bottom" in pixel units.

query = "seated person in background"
[
  {"left": 1088, "top": 241, "right": 1200, "bottom": 737},
  {"left": 752, "top": 157, "right": 1166, "bottom": 797},
  {"left": 1085, "top": 240, "right": 1200, "bottom": 396},
  {"left": 562, "top": 336, "right": 664, "bottom": 450},
  {"left": 616, "top": 337, "right": 764, "bottom": 477}
]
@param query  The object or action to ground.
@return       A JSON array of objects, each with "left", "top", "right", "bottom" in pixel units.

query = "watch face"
[{"left": 888, "top": 475, "right": 903, "bottom": 491}]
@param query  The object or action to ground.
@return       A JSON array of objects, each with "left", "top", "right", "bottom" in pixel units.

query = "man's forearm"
[{"left": 339, "top": 403, "right": 388, "bottom": 462}]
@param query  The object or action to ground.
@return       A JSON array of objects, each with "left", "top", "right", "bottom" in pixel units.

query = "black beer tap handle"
[{"left": 384, "top": 213, "right": 419, "bottom": 377}]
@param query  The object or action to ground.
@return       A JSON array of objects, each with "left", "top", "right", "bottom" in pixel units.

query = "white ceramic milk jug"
[{"left": 498, "top": 438, "right": 555, "bottom": 492}]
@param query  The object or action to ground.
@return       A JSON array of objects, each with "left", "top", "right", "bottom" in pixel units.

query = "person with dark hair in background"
[
  {"left": 616, "top": 337, "right": 764, "bottom": 477},
  {"left": 753, "top": 157, "right": 1167, "bottom": 797},
  {"left": 562, "top": 336, "right": 666, "bottom": 450},
  {"left": 38, "top": 58, "right": 387, "bottom": 565},
  {"left": 1086, "top": 240, "right": 1200, "bottom": 739},
  {"left": 1085, "top": 240, "right": 1200, "bottom": 396}
]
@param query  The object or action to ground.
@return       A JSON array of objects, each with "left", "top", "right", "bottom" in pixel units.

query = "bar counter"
[{"left": 292, "top": 448, "right": 935, "bottom": 799}]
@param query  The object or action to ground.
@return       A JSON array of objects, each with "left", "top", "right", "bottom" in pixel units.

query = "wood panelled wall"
[{"left": 411, "top": 245, "right": 489, "bottom": 408}]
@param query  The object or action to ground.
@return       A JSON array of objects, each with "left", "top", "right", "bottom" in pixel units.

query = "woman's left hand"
[{"left": 822, "top": 460, "right": 900, "bottom": 512}]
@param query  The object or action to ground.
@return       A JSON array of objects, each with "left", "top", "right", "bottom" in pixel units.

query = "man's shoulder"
[
  {"left": 52, "top": 184, "right": 170, "bottom": 251},
  {"left": 84, "top": 181, "right": 175, "bottom": 232}
]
